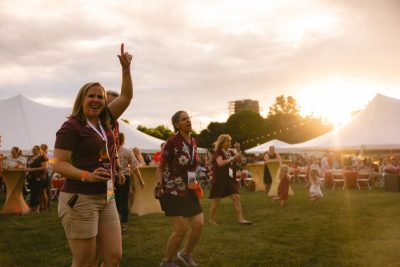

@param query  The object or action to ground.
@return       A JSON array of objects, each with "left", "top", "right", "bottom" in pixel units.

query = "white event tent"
[
  {"left": 245, "top": 139, "right": 289, "bottom": 154},
  {"left": 0, "top": 95, "right": 164, "bottom": 153},
  {"left": 278, "top": 94, "right": 400, "bottom": 152}
]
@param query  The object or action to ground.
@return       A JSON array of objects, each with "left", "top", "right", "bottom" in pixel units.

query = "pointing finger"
[{"left": 121, "top": 43, "right": 125, "bottom": 56}]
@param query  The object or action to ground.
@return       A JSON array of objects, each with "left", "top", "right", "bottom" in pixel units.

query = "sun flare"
[{"left": 296, "top": 78, "right": 379, "bottom": 126}]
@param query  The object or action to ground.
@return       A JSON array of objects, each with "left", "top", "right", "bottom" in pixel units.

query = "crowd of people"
[{"left": 1, "top": 44, "right": 400, "bottom": 267}]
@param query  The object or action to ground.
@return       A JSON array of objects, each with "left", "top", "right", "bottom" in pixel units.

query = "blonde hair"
[
  {"left": 280, "top": 164, "right": 290, "bottom": 174},
  {"left": 213, "top": 134, "right": 231, "bottom": 151},
  {"left": 70, "top": 82, "right": 111, "bottom": 128}
]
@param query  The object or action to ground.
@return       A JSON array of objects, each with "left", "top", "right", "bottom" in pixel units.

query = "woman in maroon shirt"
[
  {"left": 53, "top": 43, "right": 133, "bottom": 267},
  {"left": 208, "top": 134, "right": 252, "bottom": 225},
  {"left": 156, "top": 111, "right": 203, "bottom": 267}
]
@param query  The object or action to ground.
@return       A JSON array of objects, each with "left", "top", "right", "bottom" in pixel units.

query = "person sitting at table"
[
  {"left": 26, "top": 145, "right": 48, "bottom": 214},
  {"left": 273, "top": 164, "right": 291, "bottom": 207}
]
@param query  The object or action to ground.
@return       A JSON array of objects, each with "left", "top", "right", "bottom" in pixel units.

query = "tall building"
[{"left": 229, "top": 99, "right": 260, "bottom": 115}]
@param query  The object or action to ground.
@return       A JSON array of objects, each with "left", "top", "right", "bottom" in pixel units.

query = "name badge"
[
  {"left": 229, "top": 168, "right": 234, "bottom": 178},
  {"left": 107, "top": 179, "right": 115, "bottom": 202},
  {"left": 187, "top": 171, "right": 197, "bottom": 189}
]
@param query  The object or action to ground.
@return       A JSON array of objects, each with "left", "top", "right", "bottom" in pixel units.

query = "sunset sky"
[{"left": 1, "top": 0, "right": 399, "bottom": 131}]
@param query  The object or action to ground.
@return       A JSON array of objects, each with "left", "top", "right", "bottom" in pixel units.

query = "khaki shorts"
[{"left": 58, "top": 192, "right": 120, "bottom": 239}]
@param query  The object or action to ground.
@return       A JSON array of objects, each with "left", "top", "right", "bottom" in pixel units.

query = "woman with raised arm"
[{"left": 53, "top": 43, "right": 133, "bottom": 267}]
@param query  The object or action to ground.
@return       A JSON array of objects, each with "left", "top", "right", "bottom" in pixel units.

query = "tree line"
[{"left": 137, "top": 95, "right": 333, "bottom": 150}]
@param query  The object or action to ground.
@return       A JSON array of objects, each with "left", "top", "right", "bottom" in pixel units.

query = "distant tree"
[
  {"left": 264, "top": 95, "right": 332, "bottom": 144},
  {"left": 197, "top": 122, "right": 226, "bottom": 149},
  {"left": 137, "top": 125, "right": 174, "bottom": 141},
  {"left": 290, "top": 116, "right": 333, "bottom": 143},
  {"left": 268, "top": 95, "right": 300, "bottom": 117},
  {"left": 121, "top": 118, "right": 130, "bottom": 125},
  {"left": 225, "top": 110, "right": 268, "bottom": 150}
]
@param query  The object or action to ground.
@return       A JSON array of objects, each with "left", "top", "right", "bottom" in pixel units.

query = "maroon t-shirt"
[
  {"left": 161, "top": 132, "right": 199, "bottom": 197},
  {"left": 212, "top": 149, "right": 236, "bottom": 181},
  {"left": 55, "top": 117, "right": 115, "bottom": 194}
]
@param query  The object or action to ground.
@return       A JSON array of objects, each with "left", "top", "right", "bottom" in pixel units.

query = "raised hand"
[
  {"left": 117, "top": 43, "right": 133, "bottom": 71},
  {"left": 234, "top": 142, "right": 241, "bottom": 152}
]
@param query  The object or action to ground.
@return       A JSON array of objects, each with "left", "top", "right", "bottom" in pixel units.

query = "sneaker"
[
  {"left": 177, "top": 251, "right": 198, "bottom": 266},
  {"left": 121, "top": 223, "right": 128, "bottom": 232},
  {"left": 159, "top": 259, "right": 180, "bottom": 267}
]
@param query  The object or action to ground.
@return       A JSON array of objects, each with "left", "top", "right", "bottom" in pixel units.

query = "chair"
[
  {"left": 357, "top": 170, "right": 372, "bottom": 190},
  {"left": 297, "top": 167, "right": 308, "bottom": 183},
  {"left": 331, "top": 170, "right": 345, "bottom": 190}
]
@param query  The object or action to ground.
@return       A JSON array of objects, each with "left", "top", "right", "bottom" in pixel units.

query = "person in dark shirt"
[
  {"left": 53, "top": 43, "right": 133, "bottom": 267},
  {"left": 26, "top": 145, "right": 48, "bottom": 214},
  {"left": 156, "top": 111, "right": 203, "bottom": 267},
  {"left": 208, "top": 134, "right": 252, "bottom": 225}
]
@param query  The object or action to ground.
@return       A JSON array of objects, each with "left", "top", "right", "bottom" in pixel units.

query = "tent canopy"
[
  {"left": 245, "top": 139, "right": 289, "bottom": 154},
  {"left": 0, "top": 95, "right": 164, "bottom": 153},
  {"left": 279, "top": 94, "right": 400, "bottom": 152}
]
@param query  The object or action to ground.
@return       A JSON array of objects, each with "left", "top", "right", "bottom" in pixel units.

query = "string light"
[{"left": 239, "top": 119, "right": 320, "bottom": 145}]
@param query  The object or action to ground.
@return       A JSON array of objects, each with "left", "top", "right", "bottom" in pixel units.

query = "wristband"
[{"left": 81, "top": 170, "right": 90, "bottom": 182}]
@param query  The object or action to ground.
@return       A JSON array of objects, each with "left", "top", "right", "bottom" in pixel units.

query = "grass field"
[{"left": 1, "top": 184, "right": 400, "bottom": 267}]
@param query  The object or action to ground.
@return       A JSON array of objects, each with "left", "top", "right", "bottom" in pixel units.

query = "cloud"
[{"left": 0, "top": 0, "right": 399, "bottom": 131}]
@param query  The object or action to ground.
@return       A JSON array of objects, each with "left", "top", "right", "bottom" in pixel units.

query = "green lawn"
[{"left": 1, "top": 184, "right": 400, "bottom": 267}]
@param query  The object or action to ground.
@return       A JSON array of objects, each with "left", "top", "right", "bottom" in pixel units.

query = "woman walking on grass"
[{"left": 208, "top": 134, "right": 252, "bottom": 226}]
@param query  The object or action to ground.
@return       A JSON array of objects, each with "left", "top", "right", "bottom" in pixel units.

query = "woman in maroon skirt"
[{"left": 208, "top": 134, "right": 251, "bottom": 225}]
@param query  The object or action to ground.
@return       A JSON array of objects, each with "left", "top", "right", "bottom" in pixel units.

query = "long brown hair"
[{"left": 69, "top": 82, "right": 111, "bottom": 128}]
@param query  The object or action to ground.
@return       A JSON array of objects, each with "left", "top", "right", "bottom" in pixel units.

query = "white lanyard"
[
  {"left": 86, "top": 118, "right": 109, "bottom": 155},
  {"left": 186, "top": 140, "right": 195, "bottom": 166}
]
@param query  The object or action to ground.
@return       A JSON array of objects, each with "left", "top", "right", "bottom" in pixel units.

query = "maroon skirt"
[{"left": 209, "top": 174, "right": 239, "bottom": 199}]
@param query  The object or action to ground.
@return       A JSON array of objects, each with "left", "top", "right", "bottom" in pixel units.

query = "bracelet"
[{"left": 81, "top": 170, "right": 90, "bottom": 182}]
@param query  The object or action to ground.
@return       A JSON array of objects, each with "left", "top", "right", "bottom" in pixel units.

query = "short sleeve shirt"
[
  {"left": 118, "top": 146, "right": 139, "bottom": 176},
  {"left": 54, "top": 117, "right": 116, "bottom": 194},
  {"left": 212, "top": 149, "right": 236, "bottom": 180},
  {"left": 161, "top": 133, "right": 199, "bottom": 197}
]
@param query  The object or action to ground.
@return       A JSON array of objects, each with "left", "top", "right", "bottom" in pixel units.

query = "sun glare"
[{"left": 296, "top": 78, "right": 379, "bottom": 127}]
